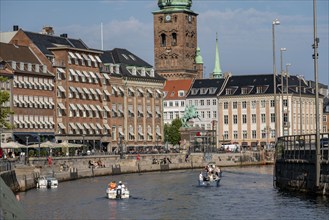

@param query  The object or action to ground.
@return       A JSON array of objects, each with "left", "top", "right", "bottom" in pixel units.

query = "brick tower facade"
[{"left": 153, "top": 0, "right": 202, "bottom": 80}]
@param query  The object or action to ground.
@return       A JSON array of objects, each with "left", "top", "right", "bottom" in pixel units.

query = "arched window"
[
  {"left": 161, "top": 34, "right": 166, "bottom": 47},
  {"left": 171, "top": 33, "right": 177, "bottom": 46}
]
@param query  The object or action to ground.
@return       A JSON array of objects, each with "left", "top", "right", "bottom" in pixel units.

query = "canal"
[{"left": 18, "top": 165, "right": 329, "bottom": 219}]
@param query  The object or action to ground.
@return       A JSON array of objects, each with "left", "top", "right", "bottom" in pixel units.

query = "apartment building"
[
  {"left": 163, "top": 79, "right": 193, "bottom": 125},
  {"left": 0, "top": 42, "right": 55, "bottom": 144}
]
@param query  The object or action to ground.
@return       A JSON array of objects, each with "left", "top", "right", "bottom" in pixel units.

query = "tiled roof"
[
  {"left": 164, "top": 79, "right": 193, "bottom": 100},
  {"left": 24, "top": 31, "right": 88, "bottom": 56},
  {"left": 0, "top": 42, "right": 41, "bottom": 64}
]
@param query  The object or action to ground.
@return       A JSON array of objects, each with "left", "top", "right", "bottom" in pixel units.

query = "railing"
[{"left": 275, "top": 133, "right": 329, "bottom": 162}]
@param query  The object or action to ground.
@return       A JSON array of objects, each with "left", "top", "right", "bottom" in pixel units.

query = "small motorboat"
[
  {"left": 36, "top": 176, "right": 58, "bottom": 189},
  {"left": 198, "top": 163, "right": 222, "bottom": 187},
  {"left": 106, "top": 181, "right": 130, "bottom": 199}
]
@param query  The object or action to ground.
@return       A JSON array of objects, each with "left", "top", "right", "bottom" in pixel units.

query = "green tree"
[
  {"left": 164, "top": 118, "right": 182, "bottom": 146},
  {"left": 0, "top": 76, "right": 13, "bottom": 129}
]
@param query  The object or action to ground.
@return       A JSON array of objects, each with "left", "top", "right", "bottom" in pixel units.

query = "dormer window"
[
  {"left": 178, "top": 90, "right": 185, "bottom": 97},
  {"left": 191, "top": 88, "right": 199, "bottom": 95},
  {"left": 200, "top": 88, "right": 208, "bottom": 95},
  {"left": 150, "top": 69, "right": 155, "bottom": 77},
  {"left": 122, "top": 54, "right": 129, "bottom": 60},
  {"left": 141, "top": 68, "right": 146, "bottom": 76},
  {"left": 256, "top": 85, "right": 269, "bottom": 94},
  {"left": 226, "top": 88, "right": 233, "bottom": 95},
  {"left": 115, "top": 65, "right": 120, "bottom": 74},
  {"left": 132, "top": 67, "right": 137, "bottom": 75},
  {"left": 209, "top": 87, "right": 217, "bottom": 94}
]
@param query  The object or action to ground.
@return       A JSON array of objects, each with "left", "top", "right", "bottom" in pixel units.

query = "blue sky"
[{"left": 1, "top": 0, "right": 328, "bottom": 85}]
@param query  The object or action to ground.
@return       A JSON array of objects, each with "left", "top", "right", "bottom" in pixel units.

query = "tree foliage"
[
  {"left": 164, "top": 118, "right": 182, "bottom": 146},
  {"left": 0, "top": 76, "right": 13, "bottom": 129}
]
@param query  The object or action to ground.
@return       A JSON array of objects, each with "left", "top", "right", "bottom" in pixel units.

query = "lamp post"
[
  {"left": 297, "top": 75, "right": 304, "bottom": 134},
  {"left": 25, "top": 136, "right": 29, "bottom": 165},
  {"left": 38, "top": 133, "right": 40, "bottom": 158},
  {"left": 280, "top": 48, "right": 286, "bottom": 135},
  {"left": 272, "top": 18, "right": 280, "bottom": 139},
  {"left": 285, "top": 63, "right": 291, "bottom": 135}
]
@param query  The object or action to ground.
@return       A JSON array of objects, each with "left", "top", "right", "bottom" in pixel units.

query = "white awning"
[
  {"left": 128, "top": 87, "right": 135, "bottom": 93},
  {"left": 147, "top": 89, "right": 153, "bottom": 94},
  {"left": 119, "top": 131, "right": 124, "bottom": 136},
  {"left": 69, "top": 86, "right": 77, "bottom": 93},
  {"left": 89, "top": 123, "right": 96, "bottom": 129},
  {"left": 89, "top": 71, "right": 97, "bottom": 78},
  {"left": 96, "top": 105, "right": 103, "bottom": 111},
  {"left": 58, "top": 103, "right": 66, "bottom": 110},
  {"left": 69, "top": 103, "right": 77, "bottom": 110},
  {"left": 76, "top": 104, "right": 84, "bottom": 111},
  {"left": 76, "top": 87, "right": 83, "bottom": 94},
  {"left": 57, "top": 68, "right": 66, "bottom": 73},
  {"left": 68, "top": 52, "right": 77, "bottom": 59},
  {"left": 82, "top": 71, "right": 90, "bottom": 78},
  {"left": 138, "top": 88, "right": 144, "bottom": 93},
  {"left": 156, "top": 89, "right": 162, "bottom": 95},
  {"left": 75, "top": 53, "right": 83, "bottom": 60},
  {"left": 138, "top": 132, "right": 144, "bottom": 136},
  {"left": 95, "top": 72, "right": 103, "bottom": 79},
  {"left": 76, "top": 123, "right": 84, "bottom": 130},
  {"left": 96, "top": 123, "right": 103, "bottom": 130},
  {"left": 103, "top": 89, "right": 111, "bottom": 96},
  {"left": 82, "top": 54, "right": 90, "bottom": 61},
  {"left": 83, "top": 123, "right": 90, "bottom": 129},
  {"left": 89, "top": 88, "right": 97, "bottom": 95},
  {"left": 90, "top": 105, "right": 97, "bottom": 111},
  {"left": 75, "top": 70, "right": 84, "bottom": 77},
  {"left": 83, "top": 104, "right": 91, "bottom": 111},
  {"left": 112, "top": 86, "right": 119, "bottom": 92},
  {"left": 104, "top": 124, "right": 111, "bottom": 130},
  {"left": 57, "top": 85, "right": 66, "bottom": 93},
  {"left": 104, "top": 106, "right": 111, "bottom": 112},
  {"left": 82, "top": 88, "right": 90, "bottom": 94},
  {"left": 118, "top": 86, "right": 125, "bottom": 93},
  {"left": 95, "top": 88, "right": 103, "bottom": 95},
  {"left": 95, "top": 55, "right": 102, "bottom": 63},
  {"left": 58, "top": 123, "right": 66, "bottom": 129},
  {"left": 69, "top": 69, "right": 77, "bottom": 76},
  {"left": 69, "top": 123, "right": 77, "bottom": 130},
  {"left": 148, "top": 132, "right": 153, "bottom": 136},
  {"left": 88, "top": 55, "right": 96, "bottom": 62},
  {"left": 103, "top": 73, "right": 110, "bottom": 80},
  {"left": 156, "top": 132, "right": 162, "bottom": 137}
]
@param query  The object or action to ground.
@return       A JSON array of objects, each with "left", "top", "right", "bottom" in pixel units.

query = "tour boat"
[
  {"left": 106, "top": 182, "right": 130, "bottom": 199},
  {"left": 198, "top": 163, "right": 222, "bottom": 187},
  {"left": 36, "top": 176, "right": 58, "bottom": 189}
]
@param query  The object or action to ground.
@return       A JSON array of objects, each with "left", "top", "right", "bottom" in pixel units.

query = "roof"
[
  {"left": 100, "top": 48, "right": 165, "bottom": 81},
  {"left": 24, "top": 31, "right": 88, "bottom": 56},
  {"left": 164, "top": 79, "right": 193, "bottom": 100},
  {"left": 0, "top": 31, "right": 18, "bottom": 43},
  {"left": 0, "top": 42, "right": 41, "bottom": 64},
  {"left": 187, "top": 78, "right": 225, "bottom": 98}
]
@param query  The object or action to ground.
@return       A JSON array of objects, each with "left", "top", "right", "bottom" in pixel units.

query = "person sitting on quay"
[{"left": 97, "top": 159, "right": 105, "bottom": 168}]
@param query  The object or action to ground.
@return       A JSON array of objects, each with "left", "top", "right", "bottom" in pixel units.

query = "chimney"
[
  {"left": 41, "top": 26, "right": 54, "bottom": 35},
  {"left": 60, "top": 33, "right": 68, "bottom": 38},
  {"left": 13, "top": 25, "right": 19, "bottom": 31}
]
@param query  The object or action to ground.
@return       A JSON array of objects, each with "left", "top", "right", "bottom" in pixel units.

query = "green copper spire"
[
  {"left": 212, "top": 33, "right": 222, "bottom": 79},
  {"left": 195, "top": 47, "right": 203, "bottom": 64}
]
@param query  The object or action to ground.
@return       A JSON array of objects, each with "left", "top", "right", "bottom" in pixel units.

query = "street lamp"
[
  {"left": 272, "top": 18, "right": 280, "bottom": 139},
  {"left": 297, "top": 75, "right": 304, "bottom": 134},
  {"left": 25, "top": 136, "right": 29, "bottom": 165},
  {"left": 280, "top": 48, "right": 287, "bottom": 136},
  {"left": 285, "top": 63, "right": 291, "bottom": 135},
  {"left": 38, "top": 133, "right": 40, "bottom": 158}
]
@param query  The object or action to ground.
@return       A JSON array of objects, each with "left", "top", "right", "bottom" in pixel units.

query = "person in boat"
[
  {"left": 199, "top": 172, "right": 203, "bottom": 181},
  {"left": 108, "top": 181, "right": 117, "bottom": 190}
]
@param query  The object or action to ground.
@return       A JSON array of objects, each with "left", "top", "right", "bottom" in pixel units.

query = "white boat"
[
  {"left": 198, "top": 163, "right": 222, "bottom": 187},
  {"left": 106, "top": 181, "right": 130, "bottom": 199},
  {"left": 36, "top": 176, "right": 58, "bottom": 189}
]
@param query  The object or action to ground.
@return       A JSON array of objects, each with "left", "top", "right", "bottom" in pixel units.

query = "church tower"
[{"left": 153, "top": 0, "right": 202, "bottom": 80}]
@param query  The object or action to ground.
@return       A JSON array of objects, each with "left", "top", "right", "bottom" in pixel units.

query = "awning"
[
  {"left": 89, "top": 71, "right": 97, "bottom": 78},
  {"left": 103, "top": 73, "right": 110, "bottom": 80},
  {"left": 96, "top": 123, "right": 103, "bottom": 130},
  {"left": 138, "top": 132, "right": 144, "bottom": 136},
  {"left": 82, "top": 87, "right": 90, "bottom": 94},
  {"left": 95, "top": 88, "right": 103, "bottom": 95},
  {"left": 103, "top": 89, "right": 111, "bottom": 96},
  {"left": 76, "top": 104, "right": 84, "bottom": 111},
  {"left": 90, "top": 105, "right": 97, "bottom": 111},
  {"left": 58, "top": 123, "right": 66, "bottom": 129},
  {"left": 83, "top": 123, "right": 90, "bottom": 129},
  {"left": 128, "top": 87, "right": 135, "bottom": 93},
  {"left": 68, "top": 52, "right": 77, "bottom": 59},
  {"left": 104, "top": 106, "right": 111, "bottom": 112},
  {"left": 76, "top": 123, "right": 84, "bottom": 130},
  {"left": 75, "top": 70, "right": 84, "bottom": 77},
  {"left": 147, "top": 89, "right": 153, "bottom": 94},
  {"left": 83, "top": 104, "right": 91, "bottom": 111},
  {"left": 138, "top": 88, "right": 144, "bottom": 93},
  {"left": 156, "top": 89, "right": 162, "bottom": 95},
  {"left": 89, "top": 123, "right": 96, "bottom": 130},
  {"left": 118, "top": 86, "right": 125, "bottom": 93},
  {"left": 69, "top": 103, "right": 77, "bottom": 110},
  {"left": 69, "top": 69, "right": 77, "bottom": 76},
  {"left": 69, "top": 123, "right": 77, "bottom": 130},
  {"left": 112, "top": 86, "right": 119, "bottom": 92},
  {"left": 89, "top": 88, "right": 97, "bottom": 95},
  {"left": 96, "top": 105, "right": 103, "bottom": 111},
  {"left": 88, "top": 55, "right": 97, "bottom": 62},
  {"left": 82, "top": 54, "right": 90, "bottom": 61},
  {"left": 57, "top": 68, "right": 66, "bottom": 74},
  {"left": 156, "top": 132, "right": 162, "bottom": 137},
  {"left": 76, "top": 87, "right": 83, "bottom": 94},
  {"left": 95, "top": 72, "right": 103, "bottom": 79},
  {"left": 69, "top": 86, "right": 77, "bottom": 93},
  {"left": 58, "top": 103, "right": 66, "bottom": 110},
  {"left": 75, "top": 53, "right": 83, "bottom": 60},
  {"left": 57, "top": 85, "right": 66, "bottom": 93},
  {"left": 104, "top": 124, "right": 111, "bottom": 130},
  {"left": 82, "top": 71, "right": 90, "bottom": 78},
  {"left": 119, "top": 131, "right": 125, "bottom": 136},
  {"left": 95, "top": 55, "right": 102, "bottom": 63}
]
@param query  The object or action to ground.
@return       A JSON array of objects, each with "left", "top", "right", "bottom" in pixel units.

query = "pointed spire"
[{"left": 212, "top": 32, "right": 222, "bottom": 79}]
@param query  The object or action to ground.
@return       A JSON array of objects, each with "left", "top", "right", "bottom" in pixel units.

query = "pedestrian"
[{"left": 47, "top": 156, "right": 52, "bottom": 166}]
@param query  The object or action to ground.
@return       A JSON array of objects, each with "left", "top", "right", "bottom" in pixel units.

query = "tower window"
[
  {"left": 171, "top": 33, "right": 177, "bottom": 46},
  {"left": 161, "top": 33, "right": 166, "bottom": 47}
]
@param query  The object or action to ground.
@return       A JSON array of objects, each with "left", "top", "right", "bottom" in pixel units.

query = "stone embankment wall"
[{"left": 1, "top": 151, "right": 274, "bottom": 192}]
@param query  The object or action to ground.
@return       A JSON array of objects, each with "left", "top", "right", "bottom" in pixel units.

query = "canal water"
[{"left": 18, "top": 165, "right": 329, "bottom": 219}]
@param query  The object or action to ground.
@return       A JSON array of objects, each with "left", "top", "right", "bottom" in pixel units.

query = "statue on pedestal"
[{"left": 181, "top": 105, "right": 200, "bottom": 128}]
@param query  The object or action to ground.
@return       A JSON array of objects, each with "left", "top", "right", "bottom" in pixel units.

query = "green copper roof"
[
  {"left": 195, "top": 47, "right": 203, "bottom": 64},
  {"left": 213, "top": 33, "right": 222, "bottom": 79},
  {"left": 158, "top": 0, "right": 192, "bottom": 10}
]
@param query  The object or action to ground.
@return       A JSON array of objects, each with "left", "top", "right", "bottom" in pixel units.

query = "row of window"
[
  {"left": 13, "top": 77, "right": 54, "bottom": 91},
  {"left": 223, "top": 114, "right": 276, "bottom": 124},
  {"left": 67, "top": 52, "right": 102, "bottom": 68}
]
